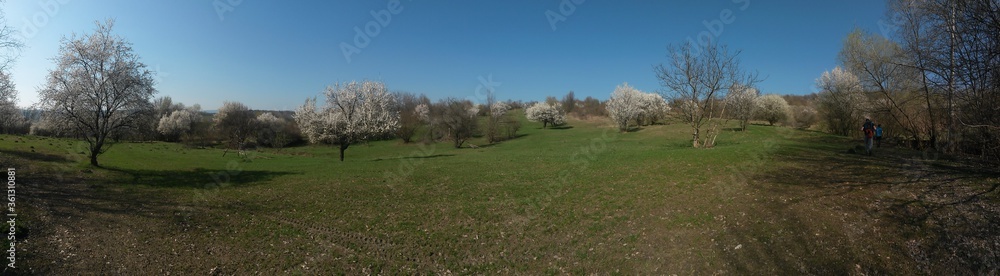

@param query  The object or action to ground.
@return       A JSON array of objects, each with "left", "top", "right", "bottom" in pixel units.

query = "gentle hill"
[{"left": 0, "top": 117, "right": 996, "bottom": 274}]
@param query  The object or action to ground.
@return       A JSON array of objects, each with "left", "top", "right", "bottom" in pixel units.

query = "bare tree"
[
  {"left": 561, "top": 91, "right": 576, "bottom": 116},
  {"left": 0, "top": 4, "right": 23, "bottom": 69},
  {"left": 37, "top": 20, "right": 157, "bottom": 166},
  {"left": 654, "top": 41, "right": 759, "bottom": 148},
  {"left": 485, "top": 91, "right": 510, "bottom": 144},
  {"left": 295, "top": 80, "right": 400, "bottom": 161},
  {"left": 393, "top": 91, "right": 422, "bottom": 143},
  {"left": 214, "top": 101, "right": 256, "bottom": 154},
  {"left": 840, "top": 28, "right": 927, "bottom": 143},
  {"left": 434, "top": 98, "right": 478, "bottom": 148},
  {"left": 887, "top": 0, "right": 1000, "bottom": 158}
]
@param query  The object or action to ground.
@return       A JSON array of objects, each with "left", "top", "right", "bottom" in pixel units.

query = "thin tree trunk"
[
  {"left": 339, "top": 143, "right": 348, "bottom": 161},
  {"left": 692, "top": 127, "right": 700, "bottom": 148}
]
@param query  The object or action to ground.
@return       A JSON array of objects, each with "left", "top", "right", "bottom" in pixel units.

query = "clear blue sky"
[{"left": 6, "top": 0, "right": 888, "bottom": 110}]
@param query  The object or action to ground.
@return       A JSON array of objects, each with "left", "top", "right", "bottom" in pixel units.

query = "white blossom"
[
  {"left": 415, "top": 103, "right": 431, "bottom": 123},
  {"left": 294, "top": 80, "right": 400, "bottom": 161},
  {"left": 37, "top": 20, "right": 156, "bottom": 166},
  {"left": 157, "top": 109, "right": 199, "bottom": 139},
  {"left": 755, "top": 94, "right": 791, "bottom": 126},
  {"left": 726, "top": 84, "right": 759, "bottom": 131},
  {"left": 525, "top": 102, "right": 565, "bottom": 128},
  {"left": 606, "top": 82, "right": 643, "bottom": 132},
  {"left": 490, "top": 101, "right": 510, "bottom": 119}
]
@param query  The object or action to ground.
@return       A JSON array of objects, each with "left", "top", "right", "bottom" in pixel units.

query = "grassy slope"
[{"left": 0, "top": 116, "right": 996, "bottom": 274}]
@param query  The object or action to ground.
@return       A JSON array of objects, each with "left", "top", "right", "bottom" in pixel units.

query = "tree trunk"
[
  {"left": 339, "top": 143, "right": 349, "bottom": 161},
  {"left": 89, "top": 152, "right": 100, "bottom": 167},
  {"left": 543, "top": 121, "right": 548, "bottom": 129},
  {"left": 89, "top": 139, "right": 103, "bottom": 167},
  {"left": 692, "top": 128, "right": 700, "bottom": 148}
]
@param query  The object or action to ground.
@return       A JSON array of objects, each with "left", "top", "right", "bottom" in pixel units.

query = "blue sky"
[{"left": 5, "top": 0, "right": 888, "bottom": 110}]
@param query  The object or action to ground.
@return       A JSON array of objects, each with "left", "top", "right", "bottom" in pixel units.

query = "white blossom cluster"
[
  {"left": 490, "top": 101, "right": 510, "bottom": 119},
  {"left": 157, "top": 108, "right": 200, "bottom": 137},
  {"left": 295, "top": 80, "right": 400, "bottom": 146},
  {"left": 606, "top": 82, "right": 668, "bottom": 132},
  {"left": 525, "top": 102, "right": 565, "bottom": 128}
]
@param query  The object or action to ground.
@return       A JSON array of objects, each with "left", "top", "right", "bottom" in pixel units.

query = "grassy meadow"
[{"left": 1, "top": 115, "right": 997, "bottom": 274}]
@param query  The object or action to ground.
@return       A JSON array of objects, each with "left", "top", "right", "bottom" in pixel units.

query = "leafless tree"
[
  {"left": 434, "top": 98, "right": 478, "bottom": 148},
  {"left": 214, "top": 101, "right": 256, "bottom": 155},
  {"left": 654, "top": 41, "right": 759, "bottom": 148}
]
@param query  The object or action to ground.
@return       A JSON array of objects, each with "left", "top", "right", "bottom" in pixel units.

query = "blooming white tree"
[
  {"left": 157, "top": 108, "right": 199, "bottom": 141},
  {"left": 606, "top": 83, "right": 668, "bottom": 132},
  {"left": 37, "top": 20, "right": 157, "bottom": 166},
  {"left": 485, "top": 100, "right": 510, "bottom": 143},
  {"left": 0, "top": 70, "right": 26, "bottom": 134},
  {"left": 816, "top": 67, "right": 867, "bottom": 136},
  {"left": 755, "top": 94, "right": 791, "bottom": 126},
  {"left": 295, "top": 80, "right": 399, "bottom": 161},
  {"left": 490, "top": 101, "right": 510, "bottom": 119},
  {"left": 637, "top": 92, "right": 669, "bottom": 126},
  {"left": 606, "top": 82, "right": 642, "bottom": 132},
  {"left": 525, "top": 102, "right": 565, "bottom": 128},
  {"left": 415, "top": 103, "right": 431, "bottom": 123},
  {"left": 255, "top": 112, "right": 289, "bottom": 148},
  {"left": 726, "top": 85, "right": 759, "bottom": 131}
]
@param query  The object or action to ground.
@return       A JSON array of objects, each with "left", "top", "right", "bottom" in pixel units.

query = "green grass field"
[{"left": 1, "top": 116, "right": 997, "bottom": 274}]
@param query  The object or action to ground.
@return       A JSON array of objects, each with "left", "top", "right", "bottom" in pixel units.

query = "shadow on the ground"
[
  {"left": 722, "top": 133, "right": 1000, "bottom": 274},
  {"left": 546, "top": 125, "right": 574, "bottom": 130},
  {"left": 103, "top": 166, "right": 297, "bottom": 189},
  {"left": 0, "top": 148, "right": 73, "bottom": 163},
  {"left": 399, "top": 154, "right": 455, "bottom": 160}
]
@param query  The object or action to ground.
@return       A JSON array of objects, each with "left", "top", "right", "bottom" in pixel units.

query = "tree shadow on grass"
[
  {"left": 399, "top": 154, "right": 455, "bottom": 160},
  {"left": 103, "top": 166, "right": 297, "bottom": 189},
  {"left": 547, "top": 125, "right": 574, "bottom": 130},
  {"left": 0, "top": 149, "right": 72, "bottom": 163}
]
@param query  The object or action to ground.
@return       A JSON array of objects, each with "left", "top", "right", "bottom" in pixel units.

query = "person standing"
[
  {"left": 862, "top": 118, "right": 875, "bottom": 155},
  {"left": 875, "top": 124, "right": 883, "bottom": 148}
]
